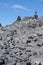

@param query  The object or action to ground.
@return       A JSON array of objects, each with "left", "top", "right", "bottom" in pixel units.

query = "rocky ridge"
[{"left": 0, "top": 15, "right": 43, "bottom": 65}]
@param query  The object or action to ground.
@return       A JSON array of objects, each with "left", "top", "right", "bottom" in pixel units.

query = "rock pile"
[{"left": 0, "top": 15, "right": 43, "bottom": 65}]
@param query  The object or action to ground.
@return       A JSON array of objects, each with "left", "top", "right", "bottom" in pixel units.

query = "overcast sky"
[{"left": 0, "top": 0, "right": 43, "bottom": 26}]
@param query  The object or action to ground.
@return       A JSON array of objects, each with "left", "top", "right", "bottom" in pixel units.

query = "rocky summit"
[{"left": 0, "top": 13, "right": 43, "bottom": 65}]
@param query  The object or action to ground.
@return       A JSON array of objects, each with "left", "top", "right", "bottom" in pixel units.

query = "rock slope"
[{"left": 0, "top": 17, "right": 43, "bottom": 65}]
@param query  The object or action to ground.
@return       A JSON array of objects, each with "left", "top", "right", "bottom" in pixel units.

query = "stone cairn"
[
  {"left": 34, "top": 11, "right": 38, "bottom": 19},
  {"left": 17, "top": 16, "right": 21, "bottom": 21}
]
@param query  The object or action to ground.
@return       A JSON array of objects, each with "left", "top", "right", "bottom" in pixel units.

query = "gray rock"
[{"left": 0, "top": 16, "right": 43, "bottom": 65}]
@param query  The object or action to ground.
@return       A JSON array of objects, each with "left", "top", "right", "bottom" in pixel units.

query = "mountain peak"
[{"left": 0, "top": 12, "right": 43, "bottom": 65}]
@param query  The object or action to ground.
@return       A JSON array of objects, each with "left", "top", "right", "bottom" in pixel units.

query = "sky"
[{"left": 0, "top": 0, "right": 43, "bottom": 26}]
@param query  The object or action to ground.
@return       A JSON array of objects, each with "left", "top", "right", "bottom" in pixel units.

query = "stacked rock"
[{"left": 34, "top": 11, "right": 38, "bottom": 19}]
